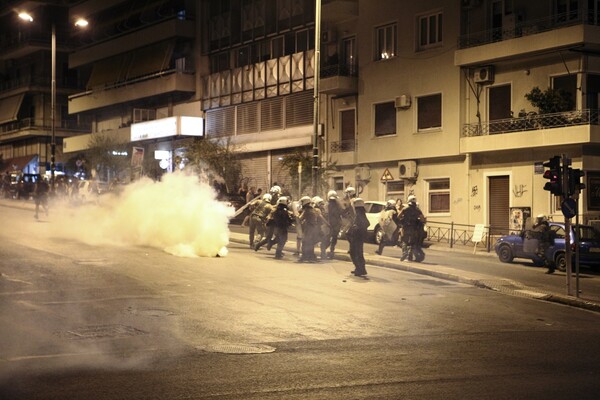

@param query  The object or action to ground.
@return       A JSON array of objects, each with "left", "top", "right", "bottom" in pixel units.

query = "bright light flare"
[
  {"left": 74, "top": 18, "right": 89, "bottom": 27},
  {"left": 18, "top": 12, "right": 33, "bottom": 22}
]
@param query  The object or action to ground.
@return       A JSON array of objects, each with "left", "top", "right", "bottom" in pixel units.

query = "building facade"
[{"left": 2, "top": 0, "right": 600, "bottom": 233}]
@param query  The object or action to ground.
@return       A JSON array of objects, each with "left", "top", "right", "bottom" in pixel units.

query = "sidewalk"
[
  {"left": 2, "top": 197, "right": 598, "bottom": 313},
  {"left": 228, "top": 230, "right": 600, "bottom": 314}
]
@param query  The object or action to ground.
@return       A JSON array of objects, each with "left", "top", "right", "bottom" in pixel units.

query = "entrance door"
[
  {"left": 489, "top": 175, "right": 510, "bottom": 236},
  {"left": 488, "top": 84, "right": 511, "bottom": 133}
]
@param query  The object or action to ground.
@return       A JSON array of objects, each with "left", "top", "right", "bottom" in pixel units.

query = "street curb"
[{"left": 228, "top": 233, "right": 600, "bottom": 314}]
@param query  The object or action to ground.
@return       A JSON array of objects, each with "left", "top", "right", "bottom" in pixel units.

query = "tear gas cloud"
[{"left": 53, "top": 173, "right": 234, "bottom": 257}]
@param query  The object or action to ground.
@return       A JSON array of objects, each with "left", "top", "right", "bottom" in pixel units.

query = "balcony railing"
[
  {"left": 320, "top": 63, "right": 358, "bottom": 79},
  {"left": 458, "top": 11, "right": 598, "bottom": 49},
  {"left": 462, "top": 109, "right": 599, "bottom": 137},
  {"left": 330, "top": 139, "right": 356, "bottom": 153},
  {"left": 0, "top": 75, "right": 82, "bottom": 94},
  {"left": 0, "top": 118, "right": 91, "bottom": 135}
]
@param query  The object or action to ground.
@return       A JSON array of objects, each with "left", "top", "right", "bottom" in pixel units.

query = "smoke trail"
[{"left": 53, "top": 173, "right": 234, "bottom": 257}]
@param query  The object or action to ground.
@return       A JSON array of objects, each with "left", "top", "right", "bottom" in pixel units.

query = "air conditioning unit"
[
  {"left": 398, "top": 160, "right": 417, "bottom": 179},
  {"left": 395, "top": 95, "right": 411, "bottom": 109},
  {"left": 474, "top": 66, "right": 494, "bottom": 84},
  {"left": 321, "top": 29, "right": 337, "bottom": 44}
]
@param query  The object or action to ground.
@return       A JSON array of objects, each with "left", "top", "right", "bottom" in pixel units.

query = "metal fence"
[
  {"left": 462, "top": 109, "right": 599, "bottom": 137},
  {"left": 425, "top": 220, "right": 511, "bottom": 253}
]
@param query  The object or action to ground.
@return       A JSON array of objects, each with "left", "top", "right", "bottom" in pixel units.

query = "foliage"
[
  {"left": 279, "top": 150, "right": 337, "bottom": 198},
  {"left": 86, "top": 133, "right": 131, "bottom": 179},
  {"left": 524, "top": 86, "right": 574, "bottom": 114},
  {"left": 185, "top": 137, "right": 242, "bottom": 194}
]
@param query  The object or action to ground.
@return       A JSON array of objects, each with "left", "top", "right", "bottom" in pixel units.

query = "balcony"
[
  {"left": 0, "top": 117, "right": 91, "bottom": 142},
  {"left": 329, "top": 139, "right": 356, "bottom": 166},
  {"left": 322, "top": 0, "right": 358, "bottom": 24},
  {"left": 69, "top": 69, "right": 195, "bottom": 114},
  {"left": 455, "top": 13, "right": 600, "bottom": 66},
  {"left": 319, "top": 63, "right": 358, "bottom": 95},
  {"left": 460, "top": 109, "right": 600, "bottom": 153}
]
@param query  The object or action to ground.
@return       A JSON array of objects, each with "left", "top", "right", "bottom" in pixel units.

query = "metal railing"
[
  {"left": 425, "top": 220, "right": 512, "bottom": 252},
  {"left": 462, "top": 109, "right": 599, "bottom": 137},
  {"left": 320, "top": 63, "right": 358, "bottom": 78},
  {"left": 458, "top": 11, "right": 597, "bottom": 49},
  {"left": 330, "top": 139, "right": 356, "bottom": 153},
  {"left": 0, "top": 118, "right": 91, "bottom": 135}
]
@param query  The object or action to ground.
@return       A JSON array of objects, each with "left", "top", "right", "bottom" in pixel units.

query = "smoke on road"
[{"left": 53, "top": 173, "right": 234, "bottom": 257}]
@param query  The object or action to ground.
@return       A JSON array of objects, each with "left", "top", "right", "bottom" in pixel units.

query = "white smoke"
[{"left": 53, "top": 173, "right": 233, "bottom": 257}]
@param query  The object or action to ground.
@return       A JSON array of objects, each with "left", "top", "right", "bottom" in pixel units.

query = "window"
[
  {"left": 552, "top": 75, "right": 576, "bottom": 111},
  {"left": 386, "top": 181, "right": 405, "bottom": 202},
  {"left": 334, "top": 177, "right": 344, "bottom": 191},
  {"left": 375, "top": 23, "right": 397, "bottom": 60},
  {"left": 338, "top": 109, "right": 356, "bottom": 151},
  {"left": 427, "top": 178, "right": 450, "bottom": 213},
  {"left": 374, "top": 101, "right": 396, "bottom": 136},
  {"left": 418, "top": 11, "right": 442, "bottom": 50},
  {"left": 417, "top": 93, "right": 442, "bottom": 131}
]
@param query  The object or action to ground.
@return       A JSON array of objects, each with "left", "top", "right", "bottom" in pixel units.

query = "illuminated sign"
[{"left": 130, "top": 116, "right": 203, "bottom": 141}]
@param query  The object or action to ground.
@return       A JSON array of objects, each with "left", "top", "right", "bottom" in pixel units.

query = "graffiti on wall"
[{"left": 513, "top": 184, "right": 527, "bottom": 198}]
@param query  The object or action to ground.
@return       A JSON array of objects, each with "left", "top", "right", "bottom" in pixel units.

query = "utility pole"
[{"left": 312, "top": 0, "right": 321, "bottom": 196}]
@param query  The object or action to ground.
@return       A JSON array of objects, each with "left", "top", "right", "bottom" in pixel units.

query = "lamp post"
[{"left": 18, "top": 12, "right": 88, "bottom": 187}]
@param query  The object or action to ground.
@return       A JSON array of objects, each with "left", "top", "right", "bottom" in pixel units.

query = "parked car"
[
  {"left": 494, "top": 222, "right": 600, "bottom": 271},
  {"left": 337, "top": 201, "right": 387, "bottom": 243}
]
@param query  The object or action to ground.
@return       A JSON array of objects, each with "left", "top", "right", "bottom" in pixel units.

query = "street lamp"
[{"left": 18, "top": 11, "right": 88, "bottom": 187}]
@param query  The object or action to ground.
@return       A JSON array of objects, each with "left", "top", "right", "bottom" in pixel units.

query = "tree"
[
  {"left": 185, "top": 137, "right": 242, "bottom": 195},
  {"left": 86, "top": 132, "right": 131, "bottom": 181},
  {"left": 279, "top": 150, "right": 337, "bottom": 198},
  {"left": 525, "top": 86, "right": 574, "bottom": 114}
]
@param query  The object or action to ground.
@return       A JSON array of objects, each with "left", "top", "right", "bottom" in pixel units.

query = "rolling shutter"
[{"left": 489, "top": 175, "right": 510, "bottom": 236}]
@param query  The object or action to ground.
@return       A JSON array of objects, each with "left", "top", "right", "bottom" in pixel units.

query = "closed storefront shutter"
[
  {"left": 489, "top": 175, "right": 510, "bottom": 236},
  {"left": 240, "top": 152, "right": 269, "bottom": 194}
]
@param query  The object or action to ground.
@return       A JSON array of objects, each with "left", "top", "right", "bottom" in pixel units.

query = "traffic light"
[
  {"left": 543, "top": 156, "right": 563, "bottom": 196},
  {"left": 567, "top": 168, "right": 585, "bottom": 196}
]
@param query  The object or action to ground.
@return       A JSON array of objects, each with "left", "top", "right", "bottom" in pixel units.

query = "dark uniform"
[
  {"left": 399, "top": 198, "right": 426, "bottom": 262},
  {"left": 249, "top": 196, "right": 273, "bottom": 249},
  {"left": 530, "top": 216, "right": 554, "bottom": 274},
  {"left": 268, "top": 199, "right": 295, "bottom": 259},
  {"left": 34, "top": 177, "right": 49, "bottom": 219},
  {"left": 323, "top": 193, "right": 343, "bottom": 259},
  {"left": 298, "top": 198, "right": 327, "bottom": 262},
  {"left": 376, "top": 201, "right": 401, "bottom": 255},
  {"left": 348, "top": 199, "right": 370, "bottom": 276}
]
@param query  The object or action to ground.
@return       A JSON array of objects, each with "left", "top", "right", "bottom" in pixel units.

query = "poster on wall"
[
  {"left": 588, "top": 172, "right": 600, "bottom": 211},
  {"left": 509, "top": 207, "right": 531, "bottom": 234}
]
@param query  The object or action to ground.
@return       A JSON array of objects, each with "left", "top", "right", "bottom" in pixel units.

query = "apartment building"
[
  {"left": 3, "top": 0, "right": 600, "bottom": 232},
  {"left": 322, "top": 0, "right": 600, "bottom": 232},
  {"left": 0, "top": 0, "right": 89, "bottom": 176}
]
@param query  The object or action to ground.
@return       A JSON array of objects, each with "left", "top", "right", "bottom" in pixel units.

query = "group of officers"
[{"left": 245, "top": 185, "right": 427, "bottom": 277}]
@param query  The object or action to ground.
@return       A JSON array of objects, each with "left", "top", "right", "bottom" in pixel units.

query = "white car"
[{"left": 363, "top": 201, "right": 387, "bottom": 243}]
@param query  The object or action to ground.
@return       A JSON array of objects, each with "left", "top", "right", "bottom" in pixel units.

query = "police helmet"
[
  {"left": 263, "top": 193, "right": 272, "bottom": 202},
  {"left": 353, "top": 198, "right": 365, "bottom": 208},
  {"left": 327, "top": 190, "right": 338, "bottom": 200},
  {"left": 270, "top": 185, "right": 281, "bottom": 194},
  {"left": 277, "top": 196, "right": 288, "bottom": 205},
  {"left": 407, "top": 195, "right": 417, "bottom": 204},
  {"left": 312, "top": 196, "right": 324, "bottom": 206},
  {"left": 344, "top": 186, "right": 356, "bottom": 196},
  {"left": 300, "top": 195, "right": 312, "bottom": 206}
]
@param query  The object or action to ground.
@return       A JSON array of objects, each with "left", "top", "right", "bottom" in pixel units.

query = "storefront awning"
[
  {"left": 0, "top": 94, "right": 24, "bottom": 125},
  {"left": 0, "top": 154, "right": 38, "bottom": 174}
]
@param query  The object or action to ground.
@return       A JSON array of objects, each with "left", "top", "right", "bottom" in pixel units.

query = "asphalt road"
[
  {"left": 1, "top": 203, "right": 599, "bottom": 399},
  {"left": 228, "top": 224, "right": 600, "bottom": 304}
]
